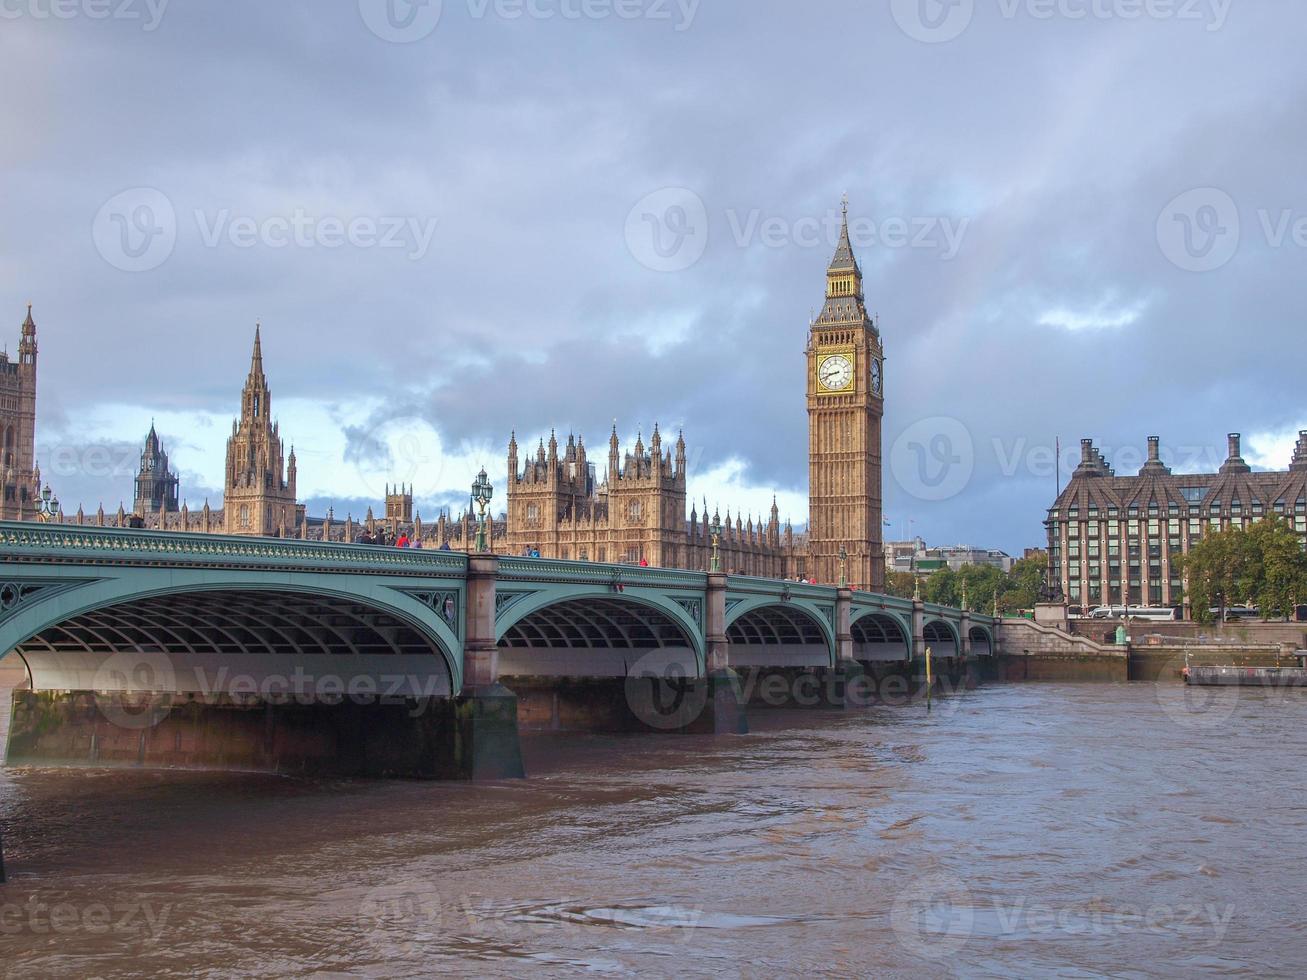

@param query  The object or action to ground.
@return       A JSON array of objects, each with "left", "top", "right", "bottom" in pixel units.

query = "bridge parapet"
[
  {"left": 0, "top": 521, "right": 469, "bottom": 577},
  {"left": 498, "top": 557, "right": 707, "bottom": 589}
]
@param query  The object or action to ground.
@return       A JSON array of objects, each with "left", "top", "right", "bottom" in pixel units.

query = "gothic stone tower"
[
  {"left": 223, "top": 325, "right": 300, "bottom": 536},
  {"left": 604, "top": 424, "right": 688, "bottom": 567},
  {"left": 134, "top": 423, "right": 180, "bottom": 516},
  {"left": 806, "top": 201, "right": 885, "bottom": 590},
  {"left": 0, "top": 305, "right": 40, "bottom": 521},
  {"left": 505, "top": 425, "right": 689, "bottom": 565}
]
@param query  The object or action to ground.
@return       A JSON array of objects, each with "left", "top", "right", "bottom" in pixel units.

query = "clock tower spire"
[{"left": 806, "top": 198, "right": 885, "bottom": 590}]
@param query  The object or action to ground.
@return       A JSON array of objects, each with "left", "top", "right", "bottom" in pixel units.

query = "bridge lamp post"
[
  {"left": 471, "top": 468, "right": 493, "bottom": 553},
  {"left": 35, "top": 484, "right": 61, "bottom": 523},
  {"left": 838, "top": 545, "right": 848, "bottom": 588},
  {"left": 709, "top": 514, "right": 723, "bottom": 573}
]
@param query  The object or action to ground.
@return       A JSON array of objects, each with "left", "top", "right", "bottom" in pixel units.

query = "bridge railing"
[
  {"left": 727, "top": 575, "right": 838, "bottom": 601},
  {"left": 0, "top": 521, "right": 470, "bottom": 576},
  {"left": 498, "top": 556, "right": 707, "bottom": 589}
]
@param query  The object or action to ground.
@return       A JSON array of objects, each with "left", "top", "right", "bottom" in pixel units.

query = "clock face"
[
  {"left": 870, "top": 358, "right": 882, "bottom": 395},
  {"left": 818, "top": 354, "right": 854, "bottom": 392}
]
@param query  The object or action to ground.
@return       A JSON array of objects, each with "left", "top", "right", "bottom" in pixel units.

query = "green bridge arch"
[{"left": 0, "top": 568, "right": 466, "bottom": 693}]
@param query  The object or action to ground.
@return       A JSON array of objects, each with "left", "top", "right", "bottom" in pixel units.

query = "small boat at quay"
[{"left": 1183, "top": 665, "right": 1307, "bottom": 687}]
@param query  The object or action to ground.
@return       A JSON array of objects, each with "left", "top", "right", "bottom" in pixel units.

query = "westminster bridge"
[{"left": 0, "top": 521, "right": 997, "bottom": 779}]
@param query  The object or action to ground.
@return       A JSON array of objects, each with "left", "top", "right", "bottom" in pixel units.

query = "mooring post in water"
[
  {"left": 925, "top": 645, "right": 933, "bottom": 710},
  {"left": 1, "top": 827, "right": 7, "bottom": 884}
]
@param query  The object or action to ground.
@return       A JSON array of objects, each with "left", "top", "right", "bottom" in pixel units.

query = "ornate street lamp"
[
  {"left": 470, "top": 468, "right": 493, "bottom": 553},
  {"left": 35, "top": 484, "right": 61, "bottom": 523},
  {"left": 838, "top": 545, "right": 848, "bottom": 587},
  {"left": 709, "top": 511, "right": 723, "bottom": 573}
]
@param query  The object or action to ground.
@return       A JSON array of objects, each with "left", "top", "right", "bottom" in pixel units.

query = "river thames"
[{"left": 0, "top": 682, "right": 1303, "bottom": 977}]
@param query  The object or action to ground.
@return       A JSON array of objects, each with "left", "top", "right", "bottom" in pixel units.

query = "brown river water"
[{"left": 0, "top": 682, "right": 1304, "bottom": 978}]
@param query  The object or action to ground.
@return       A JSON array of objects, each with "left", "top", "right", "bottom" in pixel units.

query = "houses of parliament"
[{"left": 4, "top": 204, "right": 889, "bottom": 590}]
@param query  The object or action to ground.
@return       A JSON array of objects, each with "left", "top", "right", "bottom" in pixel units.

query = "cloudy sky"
[{"left": 2, "top": 0, "right": 1303, "bottom": 552}]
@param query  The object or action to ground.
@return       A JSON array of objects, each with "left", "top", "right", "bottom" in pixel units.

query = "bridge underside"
[
  {"left": 924, "top": 620, "right": 959, "bottom": 658},
  {"left": 727, "top": 605, "right": 831, "bottom": 669},
  {"left": 497, "top": 597, "right": 698, "bottom": 678},
  {"left": 852, "top": 613, "right": 911, "bottom": 662},
  {"left": 12, "top": 589, "right": 454, "bottom": 698}
]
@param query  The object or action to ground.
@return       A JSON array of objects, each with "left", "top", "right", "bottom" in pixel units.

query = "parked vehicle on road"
[{"left": 1088, "top": 606, "right": 1178, "bottom": 621}]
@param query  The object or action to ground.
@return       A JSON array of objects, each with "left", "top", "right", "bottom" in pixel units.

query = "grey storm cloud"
[{"left": 2, "top": 0, "right": 1304, "bottom": 552}]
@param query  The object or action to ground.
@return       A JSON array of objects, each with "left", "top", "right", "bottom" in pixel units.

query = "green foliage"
[
  {"left": 1178, "top": 518, "right": 1307, "bottom": 623},
  {"left": 1003, "top": 553, "right": 1047, "bottom": 614},
  {"left": 923, "top": 566, "right": 959, "bottom": 607},
  {"left": 883, "top": 570, "right": 917, "bottom": 600},
  {"left": 880, "top": 548, "right": 1050, "bottom": 614}
]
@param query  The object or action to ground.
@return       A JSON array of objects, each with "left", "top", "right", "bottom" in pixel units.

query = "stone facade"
[
  {"left": 0, "top": 306, "right": 40, "bottom": 521},
  {"left": 501, "top": 425, "right": 803, "bottom": 576},
  {"left": 805, "top": 199, "right": 886, "bottom": 591},
  {"left": 133, "top": 424, "right": 180, "bottom": 516},
  {"left": 222, "top": 326, "right": 301, "bottom": 536},
  {"left": 1048, "top": 432, "right": 1307, "bottom": 615}
]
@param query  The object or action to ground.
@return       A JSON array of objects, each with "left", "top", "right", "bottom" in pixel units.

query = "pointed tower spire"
[
  {"left": 19, "top": 302, "right": 36, "bottom": 365},
  {"left": 829, "top": 194, "right": 858, "bottom": 273},
  {"left": 250, "top": 322, "right": 264, "bottom": 376},
  {"left": 818, "top": 195, "right": 868, "bottom": 326}
]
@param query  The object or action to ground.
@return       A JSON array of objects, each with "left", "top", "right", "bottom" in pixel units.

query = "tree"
[
  {"left": 883, "top": 570, "right": 917, "bottom": 600},
  {"left": 924, "top": 567, "right": 959, "bottom": 607},
  {"left": 957, "top": 563, "right": 1005, "bottom": 611},
  {"left": 1003, "top": 552, "right": 1047, "bottom": 613},
  {"left": 1238, "top": 517, "right": 1307, "bottom": 620},
  {"left": 1178, "top": 527, "right": 1243, "bottom": 624}
]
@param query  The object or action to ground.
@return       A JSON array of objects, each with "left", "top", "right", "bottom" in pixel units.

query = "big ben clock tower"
[{"left": 806, "top": 199, "right": 885, "bottom": 590}]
